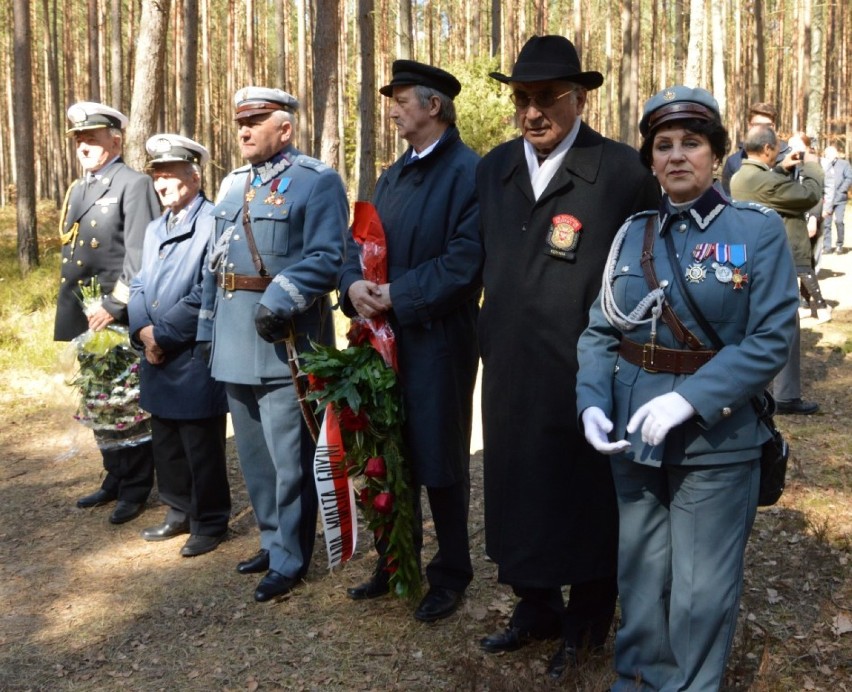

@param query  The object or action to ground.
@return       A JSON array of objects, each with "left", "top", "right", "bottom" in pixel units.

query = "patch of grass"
[{"left": 0, "top": 203, "right": 64, "bottom": 374}]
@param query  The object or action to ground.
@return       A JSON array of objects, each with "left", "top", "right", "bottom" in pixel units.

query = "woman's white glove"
[
  {"left": 581, "top": 407, "right": 631, "bottom": 455},
  {"left": 626, "top": 392, "right": 695, "bottom": 446}
]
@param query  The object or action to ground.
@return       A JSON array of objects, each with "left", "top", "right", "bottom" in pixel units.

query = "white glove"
[
  {"left": 582, "top": 406, "right": 631, "bottom": 455},
  {"left": 626, "top": 392, "right": 695, "bottom": 447}
]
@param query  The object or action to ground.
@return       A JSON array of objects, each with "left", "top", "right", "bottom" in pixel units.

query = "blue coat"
[
  {"left": 198, "top": 146, "right": 348, "bottom": 384},
  {"left": 338, "top": 127, "right": 482, "bottom": 487},
  {"left": 128, "top": 196, "right": 227, "bottom": 420},
  {"left": 576, "top": 187, "right": 799, "bottom": 466}
]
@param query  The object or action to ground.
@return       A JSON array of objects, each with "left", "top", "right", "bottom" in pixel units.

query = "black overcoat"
[
  {"left": 54, "top": 159, "right": 160, "bottom": 341},
  {"left": 476, "top": 123, "right": 660, "bottom": 588},
  {"left": 339, "top": 127, "right": 482, "bottom": 488}
]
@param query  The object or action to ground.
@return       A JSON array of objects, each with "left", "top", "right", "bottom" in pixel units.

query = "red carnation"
[
  {"left": 372, "top": 492, "right": 394, "bottom": 515},
  {"left": 338, "top": 406, "right": 369, "bottom": 431},
  {"left": 307, "top": 373, "right": 329, "bottom": 391},
  {"left": 364, "top": 456, "right": 387, "bottom": 479},
  {"left": 347, "top": 321, "right": 371, "bottom": 346}
]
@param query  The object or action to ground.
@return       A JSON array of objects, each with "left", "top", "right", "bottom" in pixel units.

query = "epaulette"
[
  {"left": 731, "top": 200, "right": 773, "bottom": 216},
  {"left": 625, "top": 208, "right": 658, "bottom": 225},
  {"left": 296, "top": 155, "right": 329, "bottom": 173}
]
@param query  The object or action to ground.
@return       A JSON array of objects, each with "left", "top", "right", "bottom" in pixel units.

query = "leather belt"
[
  {"left": 217, "top": 272, "right": 272, "bottom": 292},
  {"left": 618, "top": 337, "right": 716, "bottom": 374}
]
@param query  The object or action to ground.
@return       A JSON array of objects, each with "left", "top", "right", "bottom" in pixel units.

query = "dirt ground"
[{"left": 1, "top": 256, "right": 851, "bottom": 691}]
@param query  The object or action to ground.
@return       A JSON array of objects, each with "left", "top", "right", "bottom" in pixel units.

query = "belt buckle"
[
  {"left": 222, "top": 272, "right": 236, "bottom": 291},
  {"left": 642, "top": 343, "right": 659, "bottom": 373}
]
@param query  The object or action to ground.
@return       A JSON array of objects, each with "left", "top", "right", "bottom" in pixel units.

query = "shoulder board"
[
  {"left": 296, "top": 155, "right": 329, "bottom": 173},
  {"left": 731, "top": 200, "right": 773, "bottom": 216},
  {"left": 625, "top": 209, "right": 658, "bottom": 223}
]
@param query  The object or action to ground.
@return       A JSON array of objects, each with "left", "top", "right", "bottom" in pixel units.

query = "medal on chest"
[{"left": 264, "top": 177, "right": 291, "bottom": 206}]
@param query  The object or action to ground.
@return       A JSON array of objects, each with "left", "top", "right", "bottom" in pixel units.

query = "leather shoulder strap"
[
  {"left": 242, "top": 175, "right": 268, "bottom": 277},
  {"left": 640, "top": 216, "right": 705, "bottom": 350}
]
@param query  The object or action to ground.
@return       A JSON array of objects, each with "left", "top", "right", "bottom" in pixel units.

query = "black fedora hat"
[{"left": 490, "top": 35, "right": 604, "bottom": 90}]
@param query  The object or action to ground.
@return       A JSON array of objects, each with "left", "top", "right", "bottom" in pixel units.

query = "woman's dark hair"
[{"left": 639, "top": 118, "right": 730, "bottom": 169}]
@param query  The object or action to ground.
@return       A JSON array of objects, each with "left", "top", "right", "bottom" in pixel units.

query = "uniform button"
[
  {"left": 613, "top": 364, "right": 620, "bottom": 374},
  {"left": 678, "top": 223, "right": 687, "bottom": 232},
  {"left": 660, "top": 279, "right": 669, "bottom": 287},
  {"left": 227, "top": 262, "right": 234, "bottom": 269},
  {"left": 61, "top": 277, "right": 66, "bottom": 283},
  {"left": 721, "top": 407, "right": 732, "bottom": 417},
  {"left": 233, "top": 234, "right": 240, "bottom": 240},
  {"left": 90, "top": 220, "right": 97, "bottom": 227},
  {"left": 79, "top": 240, "right": 84, "bottom": 246},
  {"left": 267, "top": 212, "right": 273, "bottom": 218},
  {"left": 62, "top": 257, "right": 68, "bottom": 263},
  {"left": 152, "top": 300, "right": 159, "bottom": 309},
  {"left": 621, "top": 265, "right": 630, "bottom": 272},
  {"left": 220, "top": 211, "right": 226, "bottom": 216},
  {"left": 226, "top": 292, "right": 233, "bottom": 300},
  {"left": 76, "top": 260, "right": 83, "bottom": 266},
  {"left": 521, "top": 224, "right": 527, "bottom": 231}
]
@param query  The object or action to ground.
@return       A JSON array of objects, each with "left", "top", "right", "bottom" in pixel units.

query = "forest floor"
[{"left": 1, "top": 253, "right": 851, "bottom": 691}]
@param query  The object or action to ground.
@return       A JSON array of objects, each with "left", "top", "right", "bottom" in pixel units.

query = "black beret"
[{"left": 379, "top": 60, "right": 462, "bottom": 99}]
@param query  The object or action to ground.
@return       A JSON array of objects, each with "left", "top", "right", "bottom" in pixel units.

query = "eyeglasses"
[{"left": 510, "top": 89, "right": 575, "bottom": 111}]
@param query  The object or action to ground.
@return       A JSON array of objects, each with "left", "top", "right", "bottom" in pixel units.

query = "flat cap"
[
  {"left": 234, "top": 86, "right": 299, "bottom": 121},
  {"left": 66, "top": 101, "right": 128, "bottom": 133},
  {"left": 145, "top": 133, "right": 210, "bottom": 167},
  {"left": 639, "top": 85, "right": 721, "bottom": 137},
  {"left": 379, "top": 60, "right": 462, "bottom": 99},
  {"left": 489, "top": 35, "right": 604, "bottom": 90}
]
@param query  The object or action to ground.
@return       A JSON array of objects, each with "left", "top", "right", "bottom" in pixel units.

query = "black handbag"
[{"left": 662, "top": 231, "right": 789, "bottom": 506}]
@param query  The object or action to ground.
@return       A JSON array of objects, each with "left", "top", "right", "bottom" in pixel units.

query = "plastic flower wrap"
[
  {"left": 301, "top": 202, "right": 419, "bottom": 599},
  {"left": 68, "top": 278, "right": 151, "bottom": 450}
]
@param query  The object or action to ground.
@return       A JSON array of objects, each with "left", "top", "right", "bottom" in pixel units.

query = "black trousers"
[
  {"left": 510, "top": 576, "right": 618, "bottom": 646},
  {"left": 150, "top": 415, "right": 231, "bottom": 536},
  {"left": 100, "top": 440, "right": 154, "bottom": 503}
]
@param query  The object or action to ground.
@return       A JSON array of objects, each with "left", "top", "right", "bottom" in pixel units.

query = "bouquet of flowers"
[
  {"left": 301, "top": 202, "right": 419, "bottom": 599},
  {"left": 302, "top": 322, "right": 419, "bottom": 599},
  {"left": 69, "top": 279, "right": 151, "bottom": 450}
]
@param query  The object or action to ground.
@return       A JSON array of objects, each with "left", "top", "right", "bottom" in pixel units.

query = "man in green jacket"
[{"left": 730, "top": 125, "right": 824, "bottom": 415}]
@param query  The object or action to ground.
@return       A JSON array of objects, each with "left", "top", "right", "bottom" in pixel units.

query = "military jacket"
[
  {"left": 55, "top": 159, "right": 160, "bottom": 341},
  {"left": 577, "top": 188, "right": 799, "bottom": 467},
  {"left": 198, "top": 146, "right": 348, "bottom": 385}
]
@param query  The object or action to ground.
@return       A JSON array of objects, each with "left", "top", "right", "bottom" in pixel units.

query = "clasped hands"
[
  {"left": 137, "top": 325, "right": 165, "bottom": 365},
  {"left": 348, "top": 280, "right": 392, "bottom": 319},
  {"left": 582, "top": 392, "right": 695, "bottom": 454}
]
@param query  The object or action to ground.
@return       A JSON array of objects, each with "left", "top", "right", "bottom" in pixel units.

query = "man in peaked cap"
[
  {"left": 339, "top": 59, "right": 482, "bottom": 622},
  {"left": 476, "top": 36, "right": 659, "bottom": 677},
  {"left": 198, "top": 86, "right": 348, "bottom": 601},
  {"left": 58, "top": 101, "right": 160, "bottom": 525},
  {"left": 128, "top": 134, "right": 231, "bottom": 557}
]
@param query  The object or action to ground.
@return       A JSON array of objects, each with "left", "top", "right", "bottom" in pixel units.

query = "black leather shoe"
[
  {"left": 76, "top": 488, "right": 117, "bottom": 508},
  {"left": 180, "top": 534, "right": 224, "bottom": 557},
  {"left": 254, "top": 570, "right": 297, "bottom": 602},
  {"left": 480, "top": 626, "right": 532, "bottom": 653},
  {"left": 546, "top": 639, "right": 579, "bottom": 679},
  {"left": 414, "top": 586, "right": 463, "bottom": 622},
  {"left": 347, "top": 571, "right": 390, "bottom": 600},
  {"left": 775, "top": 398, "right": 819, "bottom": 415},
  {"left": 141, "top": 519, "right": 190, "bottom": 541},
  {"left": 109, "top": 501, "right": 144, "bottom": 524},
  {"left": 236, "top": 549, "right": 269, "bottom": 575}
]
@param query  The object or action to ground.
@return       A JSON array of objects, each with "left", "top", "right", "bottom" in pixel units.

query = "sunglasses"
[{"left": 510, "top": 89, "right": 575, "bottom": 111}]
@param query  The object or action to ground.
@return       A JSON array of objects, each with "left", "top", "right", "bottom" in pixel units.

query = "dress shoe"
[
  {"left": 815, "top": 306, "right": 833, "bottom": 324},
  {"left": 346, "top": 571, "right": 390, "bottom": 600},
  {"left": 546, "top": 639, "right": 579, "bottom": 680},
  {"left": 254, "top": 570, "right": 297, "bottom": 602},
  {"left": 481, "top": 626, "right": 532, "bottom": 653},
  {"left": 180, "top": 533, "right": 224, "bottom": 557},
  {"left": 775, "top": 398, "right": 819, "bottom": 415},
  {"left": 76, "top": 488, "right": 117, "bottom": 508},
  {"left": 109, "top": 501, "right": 144, "bottom": 524},
  {"left": 140, "top": 519, "right": 190, "bottom": 541},
  {"left": 236, "top": 549, "right": 269, "bottom": 575},
  {"left": 414, "top": 586, "right": 463, "bottom": 622}
]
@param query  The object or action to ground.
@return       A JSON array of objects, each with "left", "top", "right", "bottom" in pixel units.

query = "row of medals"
[{"left": 685, "top": 249, "right": 748, "bottom": 289}]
